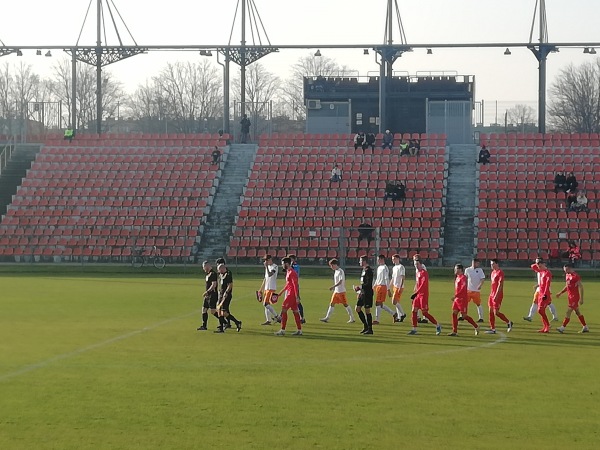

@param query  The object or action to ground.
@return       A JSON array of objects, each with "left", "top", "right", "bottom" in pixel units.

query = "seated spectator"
[
  {"left": 571, "top": 191, "right": 589, "bottom": 212},
  {"left": 211, "top": 146, "right": 221, "bottom": 165},
  {"left": 566, "top": 172, "right": 578, "bottom": 192},
  {"left": 383, "top": 181, "right": 406, "bottom": 202},
  {"left": 399, "top": 139, "right": 410, "bottom": 156},
  {"left": 354, "top": 131, "right": 365, "bottom": 151},
  {"left": 566, "top": 190, "right": 578, "bottom": 209},
  {"left": 567, "top": 241, "right": 582, "bottom": 265},
  {"left": 365, "top": 132, "right": 376, "bottom": 151},
  {"left": 382, "top": 130, "right": 394, "bottom": 149},
  {"left": 477, "top": 145, "right": 491, "bottom": 164},
  {"left": 408, "top": 139, "right": 420, "bottom": 156},
  {"left": 357, "top": 222, "right": 374, "bottom": 244},
  {"left": 330, "top": 164, "right": 342, "bottom": 182},
  {"left": 395, "top": 181, "right": 406, "bottom": 201},
  {"left": 63, "top": 128, "right": 74, "bottom": 142},
  {"left": 554, "top": 171, "right": 567, "bottom": 193},
  {"left": 384, "top": 182, "right": 397, "bottom": 201}
]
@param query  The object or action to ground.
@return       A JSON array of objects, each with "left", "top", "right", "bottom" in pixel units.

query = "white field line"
[
  {"left": 0, "top": 310, "right": 200, "bottom": 383},
  {"left": 0, "top": 299, "right": 508, "bottom": 381}
]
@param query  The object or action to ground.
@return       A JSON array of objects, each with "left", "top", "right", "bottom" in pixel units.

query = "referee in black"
[
  {"left": 215, "top": 262, "right": 242, "bottom": 333},
  {"left": 356, "top": 255, "right": 374, "bottom": 335},
  {"left": 198, "top": 261, "right": 219, "bottom": 330}
]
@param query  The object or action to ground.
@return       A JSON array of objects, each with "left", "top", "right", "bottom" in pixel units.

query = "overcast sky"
[{"left": 2, "top": 0, "right": 599, "bottom": 120}]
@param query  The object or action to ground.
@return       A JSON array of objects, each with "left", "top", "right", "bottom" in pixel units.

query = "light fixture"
[
  {"left": 45, "top": 51, "right": 52, "bottom": 57},
  {"left": 314, "top": 49, "right": 321, "bottom": 57},
  {"left": 16, "top": 50, "right": 23, "bottom": 56},
  {"left": 504, "top": 48, "right": 511, "bottom": 55},
  {"left": 427, "top": 48, "right": 433, "bottom": 55},
  {"left": 363, "top": 49, "right": 369, "bottom": 55},
  {"left": 583, "top": 47, "right": 590, "bottom": 53},
  {"left": 200, "top": 50, "right": 213, "bottom": 56},
  {"left": 206, "top": 50, "right": 212, "bottom": 56},
  {"left": 591, "top": 48, "right": 597, "bottom": 55},
  {"left": 36, "top": 49, "right": 42, "bottom": 56}
]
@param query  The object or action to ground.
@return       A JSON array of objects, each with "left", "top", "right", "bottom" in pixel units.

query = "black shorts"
[
  {"left": 203, "top": 294, "right": 218, "bottom": 310},
  {"left": 357, "top": 292, "right": 373, "bottom": 309},
  {"left": 219, "top": 292, "right": 232, "bottom": 312}
]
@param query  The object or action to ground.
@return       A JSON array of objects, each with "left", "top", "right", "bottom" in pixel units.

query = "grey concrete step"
[
  {"left": 197, "top": 144, "right": 258, "bottom": 261},
  {"left": 442, "top": 144, "right": 478, "bottom": 265},
  {"left": 0, "top": 144, "right": 42, "bottom": 217}
]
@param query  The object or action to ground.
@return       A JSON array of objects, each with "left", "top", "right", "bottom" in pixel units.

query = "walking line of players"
[{"left": 198, "top": 253, "right": 588, "bottom": 336}]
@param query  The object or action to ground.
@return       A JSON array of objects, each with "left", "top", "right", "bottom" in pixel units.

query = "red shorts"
[
  {"left": 412, "top": 294, "right": 429, "bottom": 311},
  {"left": 488, "top": 294, "right": 503, "bottom": 310},
  {"left": 537, "top": 294, "right": 552, "bottom": 308},
  {"left": 282, "top": 295, "right": 299, "bottom": 310},
  {"left": 568, "top": 297, "right": 580, "bottom": 310},
  {"left": 452, "top": 298, "right": 468, "bottom": 314}
]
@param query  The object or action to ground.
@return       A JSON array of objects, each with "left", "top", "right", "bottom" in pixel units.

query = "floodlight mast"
[
  {"left": 223, "top": 0, "right": 278, "bottom": 136},
  {"left": 68, "top": 0, "right": 146, "bottom": 134},
  {"left": 375, "top": 0, "right": 410, "bottom": 133},
  {"left": 529, "top": 0, "right": 554, "bottom": 134}
]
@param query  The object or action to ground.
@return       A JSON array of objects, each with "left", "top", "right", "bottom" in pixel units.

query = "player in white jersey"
[
  {"left": 390, "top": 254, "right": 407, "bottom": 322},
  {"left": 523, "top": 257, "right": 558, "bottom": 322},
  {"left": 373, "top": 254, "right": 397, "bottom": 324},
  {"left": 320, "top": 259, "right": 355, "bottom": 323},
  {"left": 257, "top": 254, "right": 281, "bottom": 325},
  {"left": 464, "top": 258, "right": 485, "bottom": 322}
]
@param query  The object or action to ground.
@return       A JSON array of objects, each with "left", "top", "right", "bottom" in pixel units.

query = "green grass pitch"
[{"left": 1, "top": 270, "right": 599, "bottom": 449}]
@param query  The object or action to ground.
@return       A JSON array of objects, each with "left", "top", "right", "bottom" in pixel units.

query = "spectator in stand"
[
  {"left": 571, "top": 192, "right": 589, "bottom": 212},
  {"left": 568, "top": 241, "right": 582, "bottom": 265},
  {"left": 330, "top": 164, "right": 342, "bottom": 182},
  {"left": 554, "top": 171, "right": 567, "bottom": 193},
  {"left": 365, "top": 132, "right": 376, "bottom": 151},
  {"left": 477, "top": 145, "right": 491, "bottom": 164},
  {"left": 396, "top": 181, "right": 406, "bottom": 201},
  {"left": 566, "top": 172, "right": 579, "bottom": 192},
  {"left": 382, "top": 130, "right": 394, "bottom": 150},
  {"left": 63, "top": 128, "right": 74, "bottom": 142},
  {"left": 566, "top": 190, "right": 578, "bottom": 210},
  {"left": 354, "top": 131, "right": 366, "bottom": 151},
  {"left": 357, "top": 222, "right": 374, "bottom": 245},
  {"left": 211, "top": 146, "right": 221, "bottom": 166},
  {"left": 408, "top": 139, "right": 420, "bottom": 156},
  {"left": 383, "top": 181, "right": 406, "bottom": 203},
  {"left": 240, "top": 114, "right": 251, "bottom": 143},
  {"left": 384, "top": 182, "right": 397, "bottom": 201},
  {"left": 399, "top": 139, "right": 410, "bottom": 156}
]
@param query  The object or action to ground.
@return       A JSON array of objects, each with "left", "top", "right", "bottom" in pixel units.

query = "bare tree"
[
  {"left": 506, "top": 104, "right": 536, "bottom": 127},
  {"left": 232, "top": 62, "right": 280, "bottom": 113},
  {"left": 47, "top": 58, "right": 125, "bottom": 131},
  {"left": 281, "top": 53, "right": 356, "bottom": 120},
  {"left": 0, "top": 62, "right": 14, "bottom": 120},
  {"left": 548, "top": 59, "right": 600, "bottom": 133},
  {"left": 151, "top": 61, "right": 223, "bottom": 133},
  {"left": 232, "top": 62, "right": 280, "bottom": 138}
]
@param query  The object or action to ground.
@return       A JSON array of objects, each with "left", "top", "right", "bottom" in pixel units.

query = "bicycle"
[{"left": 131, "top": 245, "right": 166, "bottom": 269}]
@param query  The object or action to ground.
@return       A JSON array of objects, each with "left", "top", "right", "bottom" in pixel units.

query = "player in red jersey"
[
  {"left": 274, "top": 257, "right": 302, "bottom": 336},
  {"left": 556, "top": 264, "right": 588, "bottom": 333},
  {"left": 448, "top": 264, "right": 480, "bottom": 336},
  {"left": 407, "top": 256, "right": 442, "bottom": 335},
  {"left": 485, "top": 259, "right": 513, "bottom": 334},
  {"left": 531, "top": 259, "right": 552, "bottom": 333}
]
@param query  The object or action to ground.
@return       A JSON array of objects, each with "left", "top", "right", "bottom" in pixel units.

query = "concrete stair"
[
  {"left": 197, "top": 144, "right": 258, "bottom": 262},
  {"left": 442, "top": 144, "right": 478, "bottom": 266},
  {"left": 0, "top": 143, "right": 42, "bottom": 218}
]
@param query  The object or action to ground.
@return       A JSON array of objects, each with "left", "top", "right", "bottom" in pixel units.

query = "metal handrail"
[{"left": 0, "top": 136, "right": 15, "bottom": 178}]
